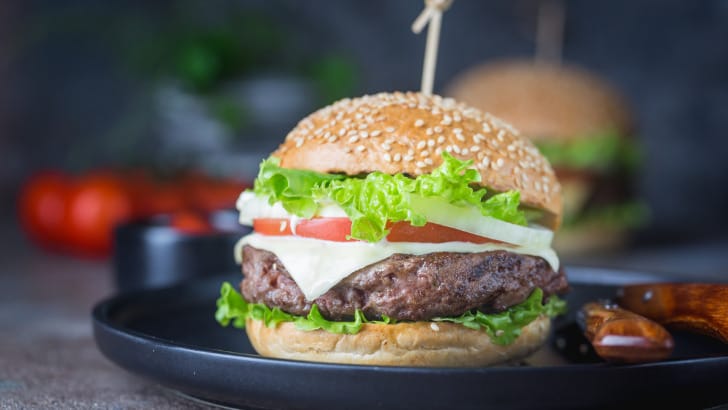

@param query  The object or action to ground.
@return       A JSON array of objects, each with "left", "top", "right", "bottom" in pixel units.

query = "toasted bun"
[
  {"left": 245, "top": 316, "right": 551, "bottom": 367},
  {"left": 446, "top": 60, "right": 633, "bottom": 142},
  {"left": 273, "top": 92, "right": 562, "bottom": 228}
]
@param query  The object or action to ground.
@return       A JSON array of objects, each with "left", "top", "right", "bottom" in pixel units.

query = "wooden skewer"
[
  {"left": 412, "top": 0, "right": 454, "bottom": 96},
  {"left": 535, "top": 0, "right": 565, "bottom": 64}
]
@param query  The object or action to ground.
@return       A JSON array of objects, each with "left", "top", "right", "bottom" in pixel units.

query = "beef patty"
[{"left": 240, "top": 245, "right": 568, "bottom": 322}]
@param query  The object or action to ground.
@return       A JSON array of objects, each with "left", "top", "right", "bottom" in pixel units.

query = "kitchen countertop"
[{"left": 1, "top": 219, "right": 727, "bottom": 409}]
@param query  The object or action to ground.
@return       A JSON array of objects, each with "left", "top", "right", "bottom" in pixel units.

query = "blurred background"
[
  {"left": 1, "top": 0, "right": 728, "bottom": 270},
  {"left": 1, "top": 1, "right": 728, "bottom": 406}
]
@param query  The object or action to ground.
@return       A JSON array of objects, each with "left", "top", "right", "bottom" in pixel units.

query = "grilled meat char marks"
[{"left": 240, "top": 245, "right": 568, "bottom": 322}]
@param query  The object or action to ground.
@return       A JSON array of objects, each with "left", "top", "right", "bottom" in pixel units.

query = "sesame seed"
[
  {"left": 394, "top": 153, "right": 402, "bottom": 162},
  {"left": 348, "top": 136, "right": 359, "bottom": 143},
  {"left": 427, "top": 139, "right": 435, "bottom": 147},
  {"left": 435, "top": 147, "right": 443, "bottom": 155},
  {"left": 338, "top": 128, "right": 346, "bottom": 137},
  {"left": 441, "top": 115, "right": 452, "bottom": 125},
  {"left": 455, "top": 134, "right": 465, "bottom": 142},
  {"left": 481, "top": 157, "right": 490, "bottom": 167},
  {"left": 461, "top": 148, "right": 469, "bottom": 155},
  {"left": 327, "top": 136, "right": 337, "bottom": 143},
  {"left": 358, "top": 123, "right": 368, "bottom": 130},
  {"left": 416, "top": 161, "right": 427, "bottom": 168},
  {"left": 453, "top": 128, "right": 462, "bottom": 134},
  {"left": 356, "top": 145, "right": 366, "bottom": 152},
  {"left": 453, "top": 145, "right": 461, "bottom": 154},
  {"left": 507, "top": 144, "right": 516, "bottom": 152},
  {"left": 424, "top": 158, "right": 433, "bottom": 165},
  {"left": 482, "top": 123, "right": 491, "bottom": 132},
  {"left": 360, "top": 131, "right": 369, "bottom": 139},
  {"left": 497, "top": 130, "right": 505, "bottom": 141},
  {"left": 496, "top": 158, "right": 505, "bottom": 167},
  {"left": 414, "top": 119, "right": 425, "bottom": 127},
  {"left": 416, "top": 141, "right": 426, "bottom": 149},
  {"left": 355, "top": 113, "right": 363, "bottom": 119},
  {"left": 437, "top": 135, "right": 446, "bottom": 144},
  {"left": 420, "top": 150, "right": 430, "bottom": 157},
  {"left": 383, "top": 153, "right": 392, "bottom": 162},
  {"left": 426, "top": 128, "right": 434, "bottom": 136},
  {"left": 430, "top": 323, "right": 440, "bottom": 331},
  {"left": 445, "top": 146, "right": 453, "bottom": 153},
  {"left": 404, "top": 155, "right": 414, "bottom": 162},
  {"left": 370, "top": 130, "right": 381, "bottom": 137},
  {"left": 385, "top": 126, "right": 396, "bottom": 133},
  {"left": 407, "top": 149, "right": 415, "bottom": 156},
  {"left": 470, "top": 145, "right": 480, "bottom": 152},
  {"left": 434, "top": 126, "right": 443, "bottom": 133}
]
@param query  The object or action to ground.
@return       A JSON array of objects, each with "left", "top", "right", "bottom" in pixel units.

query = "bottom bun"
[{"left": 245, "top": 315, "right": 551, "bottom": 367}]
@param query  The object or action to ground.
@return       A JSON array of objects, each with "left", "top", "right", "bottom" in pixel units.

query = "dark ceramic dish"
[
  {"left": 93, "top": 267, "right": 728, "bottom": 409},
  {"left": 112, "top": 210, "right": 249, "bottom": 292}
]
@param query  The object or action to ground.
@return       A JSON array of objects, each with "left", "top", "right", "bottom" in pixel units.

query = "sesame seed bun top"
[
  {"left": 446, "top": 60, "right": 633, "bottom": 142},
  {"left": 273, "top": 91, "right": 562, "bottom": 229}
]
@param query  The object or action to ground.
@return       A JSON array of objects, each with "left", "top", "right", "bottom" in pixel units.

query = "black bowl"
[{"left": 112, "top": 210, "right": 249, "bottom": 292}]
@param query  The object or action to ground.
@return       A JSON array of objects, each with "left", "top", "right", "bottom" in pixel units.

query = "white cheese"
[{"left": 235, "top": 233, "right": 560, "bottom": 301}]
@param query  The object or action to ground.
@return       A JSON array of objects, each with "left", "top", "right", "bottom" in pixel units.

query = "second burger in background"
[
  {"left": 216, "top": 92, "right": 568, "bottom": 367},
  {"left": 447, "top": 60, "right": 647, "bottom": 255}
]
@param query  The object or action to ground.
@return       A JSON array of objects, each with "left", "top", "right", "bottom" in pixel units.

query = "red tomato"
[
  {"left": 18, "top": 171, "right": 70, "bottom": 249},
  {"left": 252, "top": 218, "right": 499, "bottom": 244},
  {"left": 253, "top": 218, "right": 355, "bottom": 242},
  {"left": 64, "top": 174, "right": 134, "bottom": 257},
  {"left": 186, "top": 174, "right": 247, "bottom": 212},
  {"left": 169, "top": 210, "right": 214, "bottom": 235}
]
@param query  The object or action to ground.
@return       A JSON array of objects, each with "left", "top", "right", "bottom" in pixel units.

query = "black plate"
[{"left": 92, "top": 267, "right": 728, "bottom": 409}]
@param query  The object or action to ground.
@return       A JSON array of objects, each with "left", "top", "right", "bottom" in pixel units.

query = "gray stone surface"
[{"left": 0, "top": 225, "right": 214, "bottom": 409}]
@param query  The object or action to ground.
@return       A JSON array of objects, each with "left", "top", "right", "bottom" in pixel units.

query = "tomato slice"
[
  {"left": 253, "top": 218, "right": 354, "bottom": 242},
  {"left": 252, "top": 218, "right": 501, "bottom": 244},
  {"left": 386, "top": 221, "right": 502, "bottom": 244}
]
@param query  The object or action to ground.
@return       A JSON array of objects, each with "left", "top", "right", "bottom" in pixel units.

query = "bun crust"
[
  {"left": 446, "top": 60, "right": 633, "bottom": 142},
  {"left": 273, "top": 92, "right": 562, "bottom": 228},
  {"left": 245, "top": 316, "right": 551, "bottom": 367}
]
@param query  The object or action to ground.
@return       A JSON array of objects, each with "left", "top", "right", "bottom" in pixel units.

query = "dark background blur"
[{"left": 2, "top": 0, "right": 727, "bottom": 246}]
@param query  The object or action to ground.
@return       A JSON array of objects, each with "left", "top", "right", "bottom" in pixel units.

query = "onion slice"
[{"left": 408, "top": 195, "right": 553, "bottom": 248}]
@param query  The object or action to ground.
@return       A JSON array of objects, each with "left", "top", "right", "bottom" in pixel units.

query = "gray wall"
[{"left": 2, "top": 0, "right": 727, "bottom": 244}]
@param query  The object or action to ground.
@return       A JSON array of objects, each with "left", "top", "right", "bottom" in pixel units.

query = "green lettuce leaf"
[
  {"left": 253, "top": 157, "right": 345, "bottom": 218},
  {"left": 252, "top": 152, "right": 527, "bottom": 242},
  {"left": 215, "top": 282, "right": 565, "bottom": 345},
  {"left": 433, "top": 288, "right": 566, "bottom": 345},
  {"left": 563, "top": 200, "right": 650, "bottom": 229},
  {"left": 535, "top": 131, "right": 640, "bottom": 172}
]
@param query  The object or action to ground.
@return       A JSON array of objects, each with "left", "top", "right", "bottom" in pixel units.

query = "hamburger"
[
  {"left": 216, "top": 92, "right": 568, "bottom": 367},
  {"left": 447, "top": 60, "right": 646, "bottom": 255}
]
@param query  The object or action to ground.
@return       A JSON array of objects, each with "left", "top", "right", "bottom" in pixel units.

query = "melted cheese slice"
[{"left": 235, "top": 233, "right": 559, "bottom": 301}]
